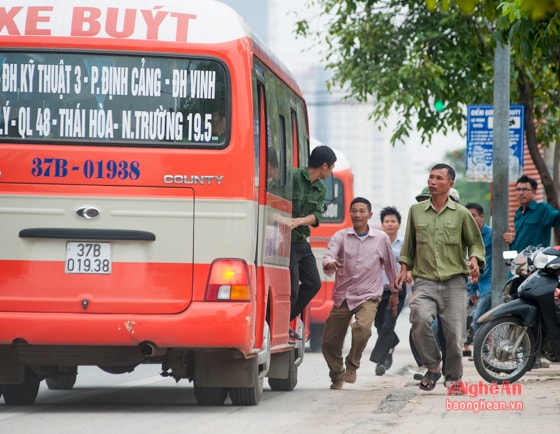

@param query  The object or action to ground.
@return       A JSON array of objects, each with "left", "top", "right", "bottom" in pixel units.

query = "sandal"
[{"left": 419, "top": 370, "right": 441, "bottom": 391}]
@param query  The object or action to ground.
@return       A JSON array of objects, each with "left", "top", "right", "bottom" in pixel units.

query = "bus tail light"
[{"left": 205, "top": 259, "right": 251, "bottom": 301}]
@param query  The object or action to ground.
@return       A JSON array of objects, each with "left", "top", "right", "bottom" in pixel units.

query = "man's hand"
[
  {"left": 468, "top": 257, "right": 480, "bottom": 284},
  {"left": 387, "top": 292, "right": 399, "bottom": 317},
  {"left": 502, "top": 231, "right": 515, "bottom": 245},
  {"left": 395, "top": 265, "right": 408, "bottom": 288},
  {"left": 324, "top": 259, "right": 344, "bottom": 272}
]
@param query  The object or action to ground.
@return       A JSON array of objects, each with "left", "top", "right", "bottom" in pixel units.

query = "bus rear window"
[{"left": 0, "top": 51, "right": 228, "bottom": 147}]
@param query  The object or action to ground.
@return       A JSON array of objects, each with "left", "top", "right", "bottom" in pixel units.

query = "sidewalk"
[
  {"left": 393, "top": 352, "right": 560, "bottom": 433},
  {"left": 360, "top": 308, "right": 560, "bottom": 433}
]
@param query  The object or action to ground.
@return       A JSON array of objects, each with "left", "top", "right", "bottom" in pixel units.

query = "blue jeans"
[{"left": 472, "top": 293, "right": 492, "bottom": 333}]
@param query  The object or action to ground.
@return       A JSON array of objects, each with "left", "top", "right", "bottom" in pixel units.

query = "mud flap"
[
  {"left": 194, "top": 351, "right": 258, "bottom": 388},
  {"left": 0, "top": 345, "right": 25, "bottom": 383}
]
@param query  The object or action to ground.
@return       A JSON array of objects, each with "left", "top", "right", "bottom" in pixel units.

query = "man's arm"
[
  {"left": 464, "top": 211, "right": 486, "bottom": 281},
  {"left": 542, "top": 202, "right": 560, "bottom": 227},
  {"left": 322, "top": 230, "right": 343, "bottom": 277},
  {"left": 290, "top": 214, "right": 318, "bottom": 230}
]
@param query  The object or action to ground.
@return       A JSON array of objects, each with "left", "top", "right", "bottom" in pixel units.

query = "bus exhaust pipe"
[{"left": 140, "top": 342, "right": 166, "bottom": 357}]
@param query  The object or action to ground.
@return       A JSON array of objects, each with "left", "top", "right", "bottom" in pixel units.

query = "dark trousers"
[
  {"left": 370, "top": 287, "right": 406, "bottom": 364},
  {"left": 290, "top": 241, "right": 321, "bottom": 320}
]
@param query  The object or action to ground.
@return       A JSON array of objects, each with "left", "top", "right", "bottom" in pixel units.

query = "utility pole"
[{"left": 491, "top": 41, "right": 511, "bottom": 308}]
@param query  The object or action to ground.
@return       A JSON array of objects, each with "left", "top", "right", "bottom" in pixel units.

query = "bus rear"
[{"left": 0, "top": 0, "right": 308, "bottom": 406}]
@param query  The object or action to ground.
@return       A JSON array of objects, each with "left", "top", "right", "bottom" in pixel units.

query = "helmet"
[
  {"left": 415, "top": 187, "right": 430, "bottom": 202},
  {"left": 449, "top": 188, "right": 460, "bottom": 202}
]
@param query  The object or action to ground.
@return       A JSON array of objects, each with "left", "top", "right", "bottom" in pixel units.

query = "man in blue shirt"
[
  {"left": 503, "top": 175, "right": 560, "bottom": 250},
  {"left": 466, "top": 203, "right": 492, "bottom": 333}
]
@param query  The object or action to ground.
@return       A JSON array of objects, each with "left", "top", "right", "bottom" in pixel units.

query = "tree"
[
  {"left": 296, "top": 1, "right": 496, "bottom": 146},
  {"left": 451, "top": 0, "right": 560, "bottom": 20},
  {"left": 296, "top": 1, "right": 560, "bottom": 237}
]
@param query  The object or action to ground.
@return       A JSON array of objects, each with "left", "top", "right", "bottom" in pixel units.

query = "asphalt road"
[{"left": 1, "top": 307, "right": 559, "bottom": 433}]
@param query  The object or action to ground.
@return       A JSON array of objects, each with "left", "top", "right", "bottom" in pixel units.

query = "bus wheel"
[
  {"left": 229, "top": 363, "right": 263, "bottom": 406},
  {"left": 268, "top": 348, "right": 298, "bottom": 391},
  {"left": 193, "top": 384, "right": 228, "bottom": 406},
  {"left": 309, "top": 323, "right": 324, "bottom": 353},
  {"left": 46, "top": 369, "right": 77, "bottom": 390},
  {"left": 2, "top": 368, "right": 40, "bottom": 406}
]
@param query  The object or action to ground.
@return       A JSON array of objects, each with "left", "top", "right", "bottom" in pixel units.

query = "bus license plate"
[{"left": 65, "top": 242, "right": 112, "bottom": 274}]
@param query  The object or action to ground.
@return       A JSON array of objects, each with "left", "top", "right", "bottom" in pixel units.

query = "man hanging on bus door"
[{"left": 289, "top": 145, "right": 337, "bottom": 337}]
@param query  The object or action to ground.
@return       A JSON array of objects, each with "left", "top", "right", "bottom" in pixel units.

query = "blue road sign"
[{"left": 466, "top": 104, "right": 524, "bottom": 182}]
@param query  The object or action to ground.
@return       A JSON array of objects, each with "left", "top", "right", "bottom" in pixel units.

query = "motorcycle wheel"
[{"left": 473, "top": 316, "right": 536, "bottom": 384}]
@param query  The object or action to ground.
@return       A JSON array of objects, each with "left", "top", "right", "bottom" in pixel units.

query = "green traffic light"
[{"left": 434, "top": 100, "right": 445, "bottom": 112}]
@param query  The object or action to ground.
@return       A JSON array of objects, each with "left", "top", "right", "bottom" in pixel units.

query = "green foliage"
[
  {"left": 296, "top": 0, "right": 560, "bottom": 146},
  {"left": 433, "top": 0, "right": 560, "bottom": 20},
  {"left": 296, "top": 0, "right": 560, "bottom": 208},
  {"left": 296, "top": 0, "right": 497, "bottom": 147}
]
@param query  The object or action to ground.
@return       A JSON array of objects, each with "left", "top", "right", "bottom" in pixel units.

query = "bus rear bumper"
[{"left": 0, "top": 302, "right": 256, "bottom": 354}]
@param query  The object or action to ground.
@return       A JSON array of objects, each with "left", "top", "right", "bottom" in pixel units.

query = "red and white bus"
[
  {"left": 0, "top": 0, "right": 309, "bottom": 406},
  {"left": 309, "top": 142, "right": 354, "bottom": 351}
]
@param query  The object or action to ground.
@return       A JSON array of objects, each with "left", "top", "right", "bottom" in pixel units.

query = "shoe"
[
  {"left": 531, "top": 357, "right": 549, "bottom": 369},
  {"left": 413, "top": 367, "right": 427, "bottom": 381},
  {"left": 289, "top": 328, "right": 301, "bottom": 340},
  {"left": 330, "top": 379, "right": 343, "bottom": 390},
  {"left": 375, "top": 364, "right": 386, "bottom": 376},
  {"left": 384, "top": 352, "right": 393, "bottom": 370},
  {"left": 343, "top": 368, "right": 356, "bottom": 383}
]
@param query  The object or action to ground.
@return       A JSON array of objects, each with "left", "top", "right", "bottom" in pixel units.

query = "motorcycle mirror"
[{"left": 503, "top": 250, "right": 518, "bottom": 260}]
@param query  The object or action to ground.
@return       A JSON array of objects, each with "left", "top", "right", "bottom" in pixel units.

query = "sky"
[{"left": 220, "top": 0, "right": 466, "bottom": 198}]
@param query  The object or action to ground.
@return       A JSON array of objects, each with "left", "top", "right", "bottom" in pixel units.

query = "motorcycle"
[
  {"left": 502, "top": 245, "right": 539, "bottom": 302},
  {"left": 473, "top": 246, "right": 560, "bottom": 383}
]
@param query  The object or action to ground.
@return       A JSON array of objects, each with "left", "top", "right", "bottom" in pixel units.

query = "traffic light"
[{"left": 434, "top": 100, "right": 445, "bottom": 112}]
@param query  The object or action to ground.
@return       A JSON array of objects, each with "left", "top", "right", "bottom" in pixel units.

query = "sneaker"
[
  {"left": 531, "top": 357, "right": 550, "bottom": 369},
  {"left": 343, "top": 368, "right": 356, "bottom": 383},
  {"left": 375, "top": 364, "right": 386, "bottom": 376},
  {"left": 330, "top": 379, "right": 343, "bottom": 390},
  {"left": 413, "top": 367, "right": 427, "bottom": 381}
]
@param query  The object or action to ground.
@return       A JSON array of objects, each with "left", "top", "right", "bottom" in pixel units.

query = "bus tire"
[
  {"left": 229, "top": 365, "right": 263, "bottom": 406},
  {"left": 193, "top": 385, "right": 228, "bottom": 406},
  {"left": 2, "top": 368, "right": 40, "bottom": 406},
  {"left": 46, "top": 373, "right": 77, "bottom": 390}
]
